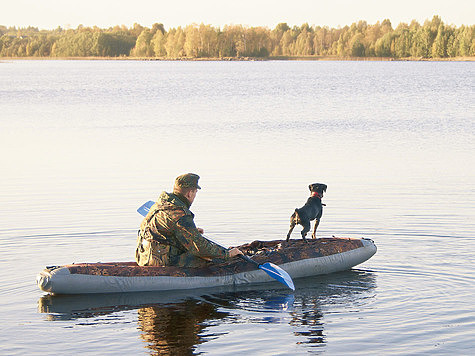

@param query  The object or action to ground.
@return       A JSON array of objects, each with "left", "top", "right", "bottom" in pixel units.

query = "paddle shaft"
[{"left": 238, "top": 253, "right": 260, "bottom": 267}]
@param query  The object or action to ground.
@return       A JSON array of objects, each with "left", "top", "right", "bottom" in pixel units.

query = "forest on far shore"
[{"left": 1, "top": 16, "right": 474, "bottom": 59}]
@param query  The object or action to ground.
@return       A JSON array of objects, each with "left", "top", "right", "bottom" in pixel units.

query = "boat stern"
[{"left": 37, "top": 269, "right": 53, "bottom": 293}]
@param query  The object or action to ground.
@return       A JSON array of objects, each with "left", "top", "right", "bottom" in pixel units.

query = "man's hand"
[{"left": 228, "top": 247, "right": 244, "bottom": 258}]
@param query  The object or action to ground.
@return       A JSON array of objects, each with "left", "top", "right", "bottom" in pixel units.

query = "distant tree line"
[{"left": 1, "top": 16, "right": 474, "bottom": 59}]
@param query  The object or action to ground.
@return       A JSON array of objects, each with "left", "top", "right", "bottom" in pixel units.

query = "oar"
[
  {"left": 137, "top": 200, "right": 295, "bottom": 290},
  {"left": 137, "top": 200, "right": 155, "bottom": 217},
  {"left": 237, "top": 254, "right": 295, "bottom": 290}
]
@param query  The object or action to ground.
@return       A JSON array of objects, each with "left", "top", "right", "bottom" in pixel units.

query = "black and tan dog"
[{"left": 286, "top": 183, "right": 327, "bottom": 242}]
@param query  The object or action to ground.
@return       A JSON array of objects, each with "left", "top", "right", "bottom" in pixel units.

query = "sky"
[{"left": 2, "top": 0, "right": 474, "bottom": 30}]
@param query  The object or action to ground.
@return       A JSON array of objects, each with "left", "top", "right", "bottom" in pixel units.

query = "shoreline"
[{"left": 1, "top": 56, "right": 474, "bottom": 62}]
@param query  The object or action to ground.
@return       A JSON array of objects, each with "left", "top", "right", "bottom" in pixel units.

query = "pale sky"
[{"left": 2, "top": 0, "right": 474, "bottom": 30}]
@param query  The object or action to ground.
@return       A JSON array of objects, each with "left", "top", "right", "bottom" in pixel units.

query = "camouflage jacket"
[{"left": 136, "top": 191, "right": 230, "bottom": 267}]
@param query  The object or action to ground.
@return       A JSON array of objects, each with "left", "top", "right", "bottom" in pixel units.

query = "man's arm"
[{"left": 175, "top": 215, "right": 231, "bottom": 261}]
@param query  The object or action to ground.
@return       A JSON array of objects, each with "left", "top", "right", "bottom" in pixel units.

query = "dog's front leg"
[{"left": 312, "top": 219, "right": 319, "bottom": 239}]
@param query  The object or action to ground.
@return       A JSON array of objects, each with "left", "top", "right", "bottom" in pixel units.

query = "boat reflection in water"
[{"left": 38, "top": 270, "right": 376, "bottom": 354}]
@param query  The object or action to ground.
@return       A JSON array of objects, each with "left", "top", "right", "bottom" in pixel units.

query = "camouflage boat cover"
[{"left": 58, "top": 237, "right": 364, "bottom": 278}]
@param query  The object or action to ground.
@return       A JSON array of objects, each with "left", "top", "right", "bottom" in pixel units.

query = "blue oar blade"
[
  {"left": 137, "top": 200, "right": 155, "bottom": 217},
  {"left": 259, "top": 262, "right": 295, "bottom": 291}
]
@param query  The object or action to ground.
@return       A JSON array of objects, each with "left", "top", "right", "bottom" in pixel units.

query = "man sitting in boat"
[{"left": 136, "top": 173, "right": 243, "bottom": 268}]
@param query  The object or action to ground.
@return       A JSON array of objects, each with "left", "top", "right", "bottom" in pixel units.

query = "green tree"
[
  {"left": 349, "top": 33, "right": 365, "bottom": 57},
  {"left": 151, "top": 30, "right": 167, "bottom": 57},
  {"left": 198, "top": 24, "right": 219, "bottom": 57},
  {"left": 295, "top": 29, "right": 313, "bottom": 55},
  {"left": 96, "top": 33, "right": 135, "bottom": 56},
  {"left": 218, "top": 25, "right": 242, "bottom": 57},
  {"left": 313, "top": 27, "right": 327, "bottom": 55},
  {"left": 381, "top": 19, "right": 393, "bottom": 34},
  {"left": 374, "top": 32, "right": 394, "bottom": 57},
  {"left": 432, "top": 24, "right": 447, "bottom": 57},
  {"left": 275, "top": 23, "right": 290, "bottom": 33},
  {"left": 165, "top": 27, "right": 185, "bottom": 57},
  {"left": 271, "top": 23, "right": 290, "bottom": 55},
  {"left": 184, "top": 25, "right": 200, "bottom": 57},
  {"left": 151, "top": 23, "right": 165, "bottom": 36},
  {"left": 236, "top": 27, "right": 271, "bottom": 57},
  {"left": 132, "top": 29, "right": 154, "bottom": 57},
  {"left": 335, "top": 26, "right": 351, "bottom": 57},
  {"left": 131, "top": 23, "right": 145, "bottom": 37},
  {"left": 458, "top": 26, "right": 474, "bottom": 56},
  {"left": 393, "top": 23, "right": 412, "bottom": 58},
  {"left": 446, "top": 33, "right": 458, "bottom": 57},
  {"left": 280, "top": 30, "right": 293, "bottom": 55},
  {"left": 411, "top": 26, "right": 432, "bottom": 58}
]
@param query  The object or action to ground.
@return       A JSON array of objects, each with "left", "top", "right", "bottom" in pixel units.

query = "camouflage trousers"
[{"left": 136, "top": 232, "right": 211, "bottom": 268}]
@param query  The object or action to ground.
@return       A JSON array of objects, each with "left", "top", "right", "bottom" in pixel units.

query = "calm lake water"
[{"left": 0, "top": 59, "right": 474, "bottom": 355}]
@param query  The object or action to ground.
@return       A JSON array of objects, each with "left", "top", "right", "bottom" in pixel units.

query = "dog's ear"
[
  {"left": 321, "top": 184, "right": 327, "bottom": 192},
  {"left": 308, "top": 184, "right": 313, "bottom": 192}
]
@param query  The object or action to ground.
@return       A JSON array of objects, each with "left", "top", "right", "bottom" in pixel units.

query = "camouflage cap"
[{"left": 175, "top": 173, "right": 201, "bottom": 189}]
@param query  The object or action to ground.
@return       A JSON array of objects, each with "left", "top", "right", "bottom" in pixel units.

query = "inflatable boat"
[{"left": 37, "top": 237, "right": 376, "bottom": 295}]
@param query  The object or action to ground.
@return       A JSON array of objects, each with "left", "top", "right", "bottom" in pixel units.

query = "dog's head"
[{"left": 309, "top": 183, "right": 327, "bottom": 196}]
